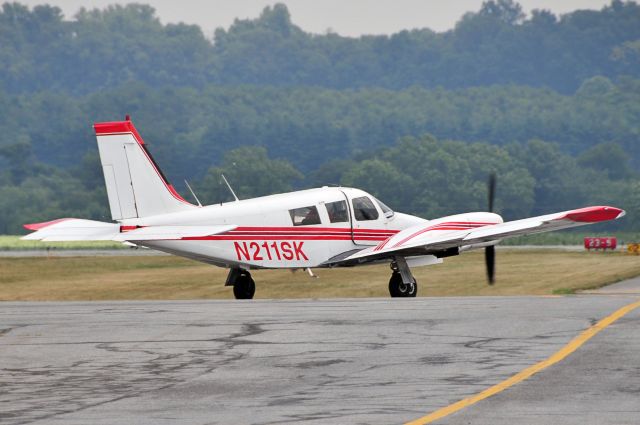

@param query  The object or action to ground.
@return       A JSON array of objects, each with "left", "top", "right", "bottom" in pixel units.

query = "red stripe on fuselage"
[
  {"left": 229, "top": 226, "right": 397, "bottom": 233},
  {"left": 227, "top": 231, "right": 396, "bottom": 236},
  {"left": 181, "top": 235, "right": 389, "bottom": 241},
  {"left": 178, "top": 226, "right": 398, "bottom": 242}
]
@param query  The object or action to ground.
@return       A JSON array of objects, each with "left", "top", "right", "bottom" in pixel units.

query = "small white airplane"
[{"left": 23, "top": 117, "right": 626, "bottom": 299}]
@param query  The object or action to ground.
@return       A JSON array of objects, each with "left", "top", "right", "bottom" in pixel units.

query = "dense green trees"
[
  {"left": 0, "top": 156, "right": 108, "bottom": 234},
  {"left": 334, "top": 136, "right": 634, "bottom": 224},
  {"left": 0, "top": 3, "right": 213, "bottom": 94},
  {"left": 2, "top": 81, "right": 639, "bottom": 175},
  {"left": 0, "top": 1, "right": 638, "bottom": 233},
  {"left": 1, "top": 1, "right": 640, "bottom": 94},
  {"left": 195, "top": 146, "right": 303, "bottom": 203}
]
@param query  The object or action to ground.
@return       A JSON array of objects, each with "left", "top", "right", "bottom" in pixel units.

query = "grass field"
[
  {"left": 1, "top": 250, "right": 639, "bottom": 301},
  {"left": 0, "top": 235, "right": 126, "bottom": 250}
]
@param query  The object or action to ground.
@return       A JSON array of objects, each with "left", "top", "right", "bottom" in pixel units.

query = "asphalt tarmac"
[{"left": 1, "top": 282, "right": 639, "bottom": 424}]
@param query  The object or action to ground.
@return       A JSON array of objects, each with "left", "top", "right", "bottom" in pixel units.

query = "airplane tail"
[{"left": 94, "top": 116, "right": 197, "bottom": 220}]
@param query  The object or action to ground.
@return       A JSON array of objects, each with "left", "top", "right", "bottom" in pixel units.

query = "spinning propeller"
[{"left": 485, "top": 173, "right": 496, "bottom": 285}]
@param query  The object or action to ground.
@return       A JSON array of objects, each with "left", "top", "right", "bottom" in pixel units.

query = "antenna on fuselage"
[
  {"left": 221, "top": 174, "right": 239, "bottom": 202},
  {"left": 183, "top": 180, "right": 202, "bottom": 207}
]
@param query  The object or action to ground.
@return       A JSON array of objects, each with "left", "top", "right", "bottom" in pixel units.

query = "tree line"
[
  {"left": 1, "top": 79, "right": 639, "bottom": 174},
  {"left": 1, "top": 1, "right": 639, "bottom": 94}
]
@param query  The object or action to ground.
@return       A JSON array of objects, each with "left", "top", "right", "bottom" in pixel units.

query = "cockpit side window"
[
  {"left": 289, "top": 206, "right": 321, "bottom": 226},
  {"left": 325, "top": 200, "right": 349, "bottom": 223},
  {"left": 373, "top": 196, "right": 394, "bottom": 218},
  {"left": 352, "top": 196, "right": 379, "bottom": 221}
]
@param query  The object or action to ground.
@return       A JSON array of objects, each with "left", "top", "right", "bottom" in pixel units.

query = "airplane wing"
[
  {"left": 325, "top": 206, "right": 625, "bottom": 266},
  {"left": 22, "top": 219, "right": 236, "bottom": 242}
]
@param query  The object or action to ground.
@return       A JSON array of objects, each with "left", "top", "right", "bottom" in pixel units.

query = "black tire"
[
  {"left": 388, "top": 272, "right": 417, "bottom": 298},
  {"left": 233, "top": 272, "right": 256, "bottom": 299}
]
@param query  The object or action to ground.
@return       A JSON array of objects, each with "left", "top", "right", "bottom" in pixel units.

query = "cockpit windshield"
[{"left": 373, "top": 196, "right": 394, "bottom": 218}]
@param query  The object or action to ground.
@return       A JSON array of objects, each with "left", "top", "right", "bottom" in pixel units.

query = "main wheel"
[
  {"left": 388, "top": 272, "right": 417, "bottom": 298},
  {"left": 233, "top": 272, "right": 256, "bottom": 299}
]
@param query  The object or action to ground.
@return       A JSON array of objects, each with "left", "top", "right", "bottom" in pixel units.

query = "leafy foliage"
[
  {"left": 195, "top": 146, "right": 303, "bottom": 203},
  {"left": 2, "top": 2, "right": 640, "bottom": 93},
  {"left": 2, "top": 81, "right": 640, "bottom": 174}
]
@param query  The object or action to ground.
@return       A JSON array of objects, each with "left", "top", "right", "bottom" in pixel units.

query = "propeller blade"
[
  {"left": 485, "top": 245, "right": 495, "bottom": 285},
  {"left": 486, "top": 173, "right": 496, "bottom": 285},
  {"left": 488, "top": 173, "right": 496, "bottom": 213}
]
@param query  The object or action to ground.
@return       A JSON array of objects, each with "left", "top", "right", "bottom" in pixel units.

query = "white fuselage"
[{"left": 118, "top": 186, "right": 498, "bottom": 269}]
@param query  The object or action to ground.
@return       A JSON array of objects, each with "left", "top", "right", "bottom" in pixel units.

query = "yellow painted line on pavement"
[{"left": 406, "top": 299, "right": 640, "bottom": 425}]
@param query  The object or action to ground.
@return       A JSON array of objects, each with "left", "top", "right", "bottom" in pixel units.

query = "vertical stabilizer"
[{"left": 94, "top": 117, "right": 196, "bottom": 220}]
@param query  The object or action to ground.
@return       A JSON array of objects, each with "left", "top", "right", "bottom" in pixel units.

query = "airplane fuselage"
[{"left": 119, "top": 186, "right": 499, "bottom": 269}]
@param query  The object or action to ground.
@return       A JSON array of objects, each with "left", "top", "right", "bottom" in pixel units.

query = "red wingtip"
[
  {"left": 23, "top": 218, "right": 72, "bottom": 231},
  {"left": 563, "top": 206, "right": 625, "bottom": 223}
]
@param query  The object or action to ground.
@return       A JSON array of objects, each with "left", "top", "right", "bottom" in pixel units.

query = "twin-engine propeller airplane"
[{"left": 23, "top": 117, "right": 626, "bottom": 299}]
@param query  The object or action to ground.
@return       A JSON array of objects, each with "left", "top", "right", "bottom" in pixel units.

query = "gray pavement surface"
[
  {"left": 443, "top": 305, "right": 640, "bottom": 425},
  {"left": 583, "top": 276, "right": 640, "bottom": 295},
  {"left": 0, "top": 293, "right": 639, "bottom": 424}
]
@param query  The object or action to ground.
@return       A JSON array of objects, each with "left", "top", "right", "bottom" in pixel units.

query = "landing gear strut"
[
  {"left": 389, "top": 257, "right": 417, "bottom": 298},
  {"left": 227, "top": 268, "right": 256, "bottom": 299}
]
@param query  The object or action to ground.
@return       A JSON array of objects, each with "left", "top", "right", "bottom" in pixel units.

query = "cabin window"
[
  {"left": 373, "top": 196, "right": 394, "bottom": 218},
  {"left": 325, "top": 200, "right": 349, "bottom": 223},
  {"left": 289, "top": 206, "right": 321, "bottom": 226},
  {"left": 352, "top": 196, "right": 379, "bottom": 221}
]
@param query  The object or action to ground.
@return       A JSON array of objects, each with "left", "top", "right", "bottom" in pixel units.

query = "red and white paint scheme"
[{"left": 23, "top": 117, "right": 626, "bottom": 299}]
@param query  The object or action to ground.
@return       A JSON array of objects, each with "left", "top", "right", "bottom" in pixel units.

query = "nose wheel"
[
  {"left": 389, "top": 257, "right": 417, "bottom": 297},
  {"left": 232, "top": 270, "right": 256, "bottom": 299}
]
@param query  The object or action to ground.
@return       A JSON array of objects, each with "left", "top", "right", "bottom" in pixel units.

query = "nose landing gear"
[{"left": 389, "top": 257, "right": 417, "bottom": 298}]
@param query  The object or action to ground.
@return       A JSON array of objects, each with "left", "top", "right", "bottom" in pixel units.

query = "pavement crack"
[{"left": 0, "top": 324, "right": 29, "bottom": 338}]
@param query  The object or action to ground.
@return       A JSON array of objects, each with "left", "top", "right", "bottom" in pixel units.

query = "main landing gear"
[
  {"left": 226, "top": 268, "right": 256, "bottom": 299},
  {"left": 389, "top": 257, "right": 417, "bottom": 298},
  {"left": 226, "top": 258, "right": 418, "bottom": 300}
]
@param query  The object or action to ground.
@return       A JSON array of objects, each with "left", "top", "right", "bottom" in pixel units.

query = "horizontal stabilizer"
[
  {"left": 23, "top": 218, "right": 237, "bottom": 243},
  {"left": 114, "top": 225, "right": 237, "bottom": 241},
  {"left": 22, "top": 218, "right": 120, "bottom": 242}
]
